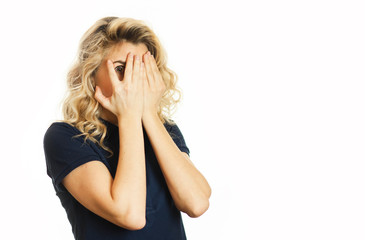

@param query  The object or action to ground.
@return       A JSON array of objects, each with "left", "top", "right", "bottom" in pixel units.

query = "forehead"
[{"left": 106, "top": 41, "right": 148, "bottom": 59}]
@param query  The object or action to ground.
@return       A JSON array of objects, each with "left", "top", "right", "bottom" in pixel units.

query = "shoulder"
[
  {"left": 163, "top": 119, "right": 189, "bottom": 150},
  {"left": 43, "top": 121, "right": 88, "bottom": 149},
  {"left": 43, "top": 121, "right": 103, "bottom": 166},
  {"left": 43, "top": 121, "right": 107, "bottom": 191},
  {"left": 45, "top": 121, "right": 80, "bottom": 135},
  {"left": 164, "top": 119, "right": 180, "bottom": 136},
  {"left": 163, "top": 118, "right": 176, "bottom": 128}
]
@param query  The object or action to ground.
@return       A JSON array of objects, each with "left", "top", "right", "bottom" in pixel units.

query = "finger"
[
  {"left": 139, "top": 62, "right": 145, "bottom": 87},
  {"left": 143, "top": 72, "right": 148, "bottom": 98},
  {"left": 106, "top": 60, "right": 120, "bottom": 88},
  {"left": 142, "top": 61, "right": 150, "bottom": 88},
  {"left": 144, "top": 53, "right": 155, "bottom": 87},
  {"left": 143, "top": 65, "right": 149, "bottom": 96},
  {"left": 94, "top": 86, "right": 111, "bottom": 111},
  {"left": 123, "top": 52, "right": 133, "bottom": 83},
  {"left": 149, "top": 54, "right": 162, "bottom": 85},
  {"left": 140, "top": 62, "right": 146, "bottom": 95},
  {"left": 149, "top": 53, "right": 166, "bottom": 91},
  {"left": 132, "top": 54, "right": 141, "bottom": 84}
]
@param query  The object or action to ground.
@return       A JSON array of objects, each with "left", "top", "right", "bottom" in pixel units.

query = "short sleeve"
[
  {"left": 167, "top": 121, "right": 190, "bottom": 156},
  {"left": 43, "top": 122, "right": 107, "bottom": 192}
]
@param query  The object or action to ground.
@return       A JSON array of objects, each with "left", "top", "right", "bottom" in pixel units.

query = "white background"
[{"left": 0, "top": 0, "right": 387, "bottom": 239}]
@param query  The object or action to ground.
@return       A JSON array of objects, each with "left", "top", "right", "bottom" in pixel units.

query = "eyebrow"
[{"left": 113, "top": 60, "right": 126, "bottom": 65}]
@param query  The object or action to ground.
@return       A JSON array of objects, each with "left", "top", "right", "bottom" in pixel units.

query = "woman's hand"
[
  {"left": 142, "top": 51, "right": 166, "bottom": 118},
  {"left": 94, "top": 52, "right": 145, "bottom": 119}
]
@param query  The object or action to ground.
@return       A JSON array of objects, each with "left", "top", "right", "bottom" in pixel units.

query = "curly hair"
[{"left": 58, "top": 16, "right": 183, "bottom": 157}]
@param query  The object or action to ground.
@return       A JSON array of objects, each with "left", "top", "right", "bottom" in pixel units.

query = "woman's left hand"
[{"left": 142, "top": 51, "right": 166, "bottom": 118}]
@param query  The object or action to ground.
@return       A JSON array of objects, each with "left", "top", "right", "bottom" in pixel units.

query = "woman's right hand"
[{"left": 94, "top": 52, "right": 145, "bottom": 119}]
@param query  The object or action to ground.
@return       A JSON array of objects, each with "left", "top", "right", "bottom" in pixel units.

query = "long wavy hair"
[{"left": 59, "top": 16, "right": 183, "bottom": 157}]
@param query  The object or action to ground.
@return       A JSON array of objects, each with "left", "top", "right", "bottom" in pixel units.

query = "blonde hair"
[{"left": 59, "top": 16, "right": 182, "bottom": 157}]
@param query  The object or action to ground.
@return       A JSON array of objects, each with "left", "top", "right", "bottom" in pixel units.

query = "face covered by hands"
[{"left": 93, "top": 41, "right": 166, "bottom": 122}]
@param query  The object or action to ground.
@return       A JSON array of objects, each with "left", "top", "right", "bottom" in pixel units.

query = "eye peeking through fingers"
[
  {"left": 114, "top": 65, "right": 125, "bottom": 81},
  {"left": 115, "top": 65, "right": 125, "bottom": 74}
]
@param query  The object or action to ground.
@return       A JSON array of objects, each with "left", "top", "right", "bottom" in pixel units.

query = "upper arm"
[
  {"left": 43, "top": 123, "right": 144, "bottom": 230},
  {"left": 62, "top": 160, "right": 131, "bottom": 229}
]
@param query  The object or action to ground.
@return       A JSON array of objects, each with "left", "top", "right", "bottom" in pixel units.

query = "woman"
[{"left": 43, "top": 16, "right": 211, "bottom": 240}]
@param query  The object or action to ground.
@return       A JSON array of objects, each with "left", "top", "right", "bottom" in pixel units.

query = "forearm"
[
  {"left": 111, "top": 116, "right": 146, "bottom": 224},
  {"left": 142, "top": 112, "right": 211, "bottom": 217}
]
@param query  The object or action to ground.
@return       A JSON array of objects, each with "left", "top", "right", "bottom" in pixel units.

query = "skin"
[
  {"left": 62, "top": 41, "right": 211, "bottom": 231},
  {"left": 94, "top": 41, "right": 151, "bottom": 125}
]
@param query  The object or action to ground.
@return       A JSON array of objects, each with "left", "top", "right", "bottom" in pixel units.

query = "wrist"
[
  {"left": 143, "top": 110, "right": 159, "bottom": 119},
  {"left": 118, "top": 114, "right": 142, "bottom": 125}
]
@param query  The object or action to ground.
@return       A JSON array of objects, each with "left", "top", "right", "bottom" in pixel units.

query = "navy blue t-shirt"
[{"left": 43, "top": 118, "right": 190, "bottom": 240}]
